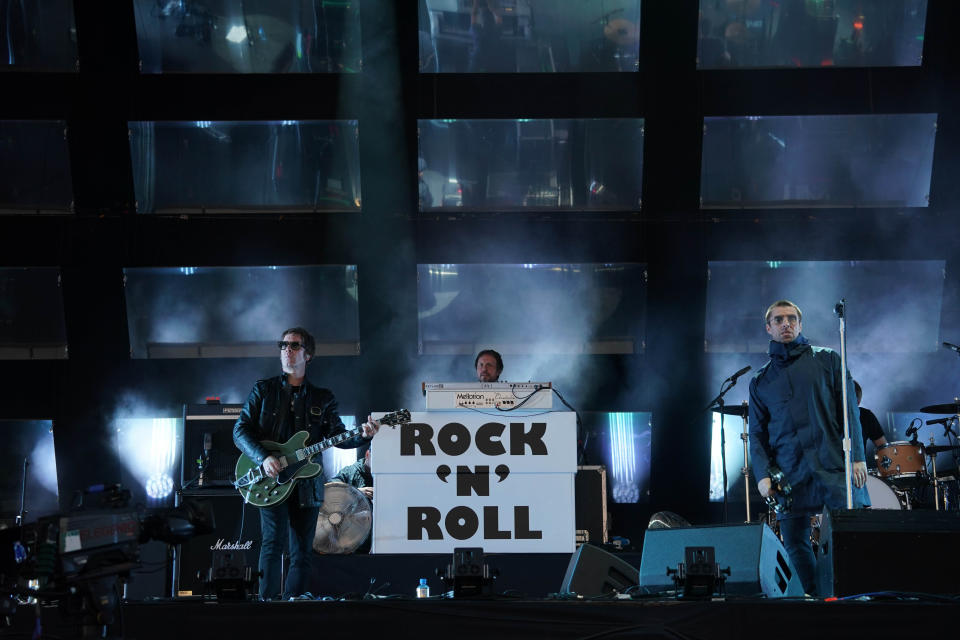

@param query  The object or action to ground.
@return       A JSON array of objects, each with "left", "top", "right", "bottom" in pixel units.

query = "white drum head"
[{"left": 865, "top": 474, "right": 903, "bottom": 510}]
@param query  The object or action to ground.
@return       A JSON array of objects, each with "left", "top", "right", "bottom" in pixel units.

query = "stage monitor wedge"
[
  {"left": 560, "top": 543, "right": 639, "bottom": 597},
  {"left": 639, "top": 523, "right": 803, "bottom": 598}
]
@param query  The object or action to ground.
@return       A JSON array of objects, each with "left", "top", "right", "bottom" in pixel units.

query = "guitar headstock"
[{"left": 378, "top": 409, "right": 411, "bottom": 428}]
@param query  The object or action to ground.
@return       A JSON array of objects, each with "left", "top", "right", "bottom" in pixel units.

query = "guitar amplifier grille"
[{"left": 182, "top": 405, "right": 243, "bottom": 489}]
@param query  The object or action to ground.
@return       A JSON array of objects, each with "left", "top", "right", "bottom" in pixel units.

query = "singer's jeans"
[
  {"left": 258, "top": 502, "right": 320, "bottom": 599},
  {"left": 779, "top": 511, "right": 818, "bottom": 596}
]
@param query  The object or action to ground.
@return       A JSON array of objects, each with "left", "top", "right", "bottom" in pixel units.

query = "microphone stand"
[
  {"left": 16, "top": 458, "right": 28, "bottom": 528},
  {"left": 737, "top": 401, "right": 751, "bottom": 522},
  {"left": 836, "top": 299, "right": 854, "bottom": 509}
]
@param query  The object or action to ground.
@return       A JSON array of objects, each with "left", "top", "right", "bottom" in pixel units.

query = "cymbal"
[
  {"left": 925, "top": 444, "right": 960, "bottom": 455},
  {"left": 604, "top": 18, "right": 638, "bottom": 46},
  {"left": 712, "top": 404, "right": 749, "bottom": 417},
  {"left": 920, "top": 402, "right": 960, "bottom": 414}
]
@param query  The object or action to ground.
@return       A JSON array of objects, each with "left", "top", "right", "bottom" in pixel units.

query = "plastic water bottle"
[{"left": 416, "top": 578, "right": 430, "bottom": 598}]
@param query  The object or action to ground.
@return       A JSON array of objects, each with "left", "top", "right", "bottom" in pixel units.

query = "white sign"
[{"left": 371, "top": 411, "right": 577, "bottom": 553}]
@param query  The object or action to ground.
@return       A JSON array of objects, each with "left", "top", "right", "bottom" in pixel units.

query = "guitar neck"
[
  {"left": 301, "top": 428, "right": 362, "bottom": 458},
  {"left": 296, "top": 410, "right": 409, "bottom": 459}
]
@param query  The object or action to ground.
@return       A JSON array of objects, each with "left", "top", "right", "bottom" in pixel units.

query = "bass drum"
[{"left": 865, "top": 474, "right": 909, "bottom": 510}]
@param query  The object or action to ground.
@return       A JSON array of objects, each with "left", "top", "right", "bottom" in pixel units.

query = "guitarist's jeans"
[
  {"left": 779, "top": 512, "right": 817, "bottom": 597},
  {"left": 258, "top": 502, "right": 321, "bottom": 600}
]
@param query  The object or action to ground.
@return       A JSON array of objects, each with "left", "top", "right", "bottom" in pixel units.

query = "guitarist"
[
  {"left": 233, "top": 326, "right": 380, "bottom": 600},
  {"left": 748, "top": 300, "right": 868, "bottom": 597}
]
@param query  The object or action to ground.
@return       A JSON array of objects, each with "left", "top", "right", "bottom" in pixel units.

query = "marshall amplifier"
[
  {"left": 182, "top": 403, "right": 243, "bottom": 489},
  {"left": 174, "top": 493, "right": 260, "bottom": 597}
]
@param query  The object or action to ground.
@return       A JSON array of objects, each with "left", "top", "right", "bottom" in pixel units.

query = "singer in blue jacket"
[{"left": 748, "top": 300, "right": 868, "bottom": 596}]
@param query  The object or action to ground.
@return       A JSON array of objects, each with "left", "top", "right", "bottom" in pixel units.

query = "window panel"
[
  {"left": 697, "top": 0, "right": 927, "bottom": 69},
  {"left": 705, "top": 260, "right": 945, "bottom": 354},
  {"left": 701, "top": 114, "right": 937, "bottom": 209},
  {"left": 0, "top": 1, "right": 77, "bottom": 71},
  {"left": 0, "top": 421, "right": 59, "bottom": 523},
  {"left": 419, "top": 0, "right": 641, "bottom": 73},
  {"left": 123, "top": 265, "right": 360, "bottom": 358},
  {"left": 0, "top": 121, "right": 73, "bottom": 213},
  {"left": 419, "top": 119, "right": 643, "bottom": 212},
  {"left": 129, "top": 120, "right": 361, "bottom": 213},
  {"left": 417, "top": 263, "right": 646, "bottom": 355},
  {"left": 133, "top": 0, "right": 362, "bottom": 73},
  {"left": 0, "top": 268, "right": 68, "bottom": 360}
]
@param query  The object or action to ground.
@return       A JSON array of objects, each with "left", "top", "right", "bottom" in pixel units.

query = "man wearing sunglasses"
[
  {"left": 748, "top": 300, "right": 868, "bottom": 597},
  {"left": 233, "top": 326, "right": 380, "bottom": 600}
]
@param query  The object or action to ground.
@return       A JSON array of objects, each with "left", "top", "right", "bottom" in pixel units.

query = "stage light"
[
  {"left": 116, "top": 418, "right": 178, "bottom": 501},
  {"left": 226, "top": 25, "right": 248, "bottom": 44},
  {"left": 145, "top": 473, "right": 174, "bottom": 499},
  {"left": 608, "top": 412, "right": 640, "bottom": 503}
]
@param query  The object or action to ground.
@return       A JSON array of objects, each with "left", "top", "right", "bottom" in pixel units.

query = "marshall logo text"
[{"left": 210, "top": 539, "right": 255, "bottom": 551}]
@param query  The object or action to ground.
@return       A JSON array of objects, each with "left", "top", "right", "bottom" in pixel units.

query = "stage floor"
[{"left": 117, "top": 597, "right": 960, "bottom": 640}]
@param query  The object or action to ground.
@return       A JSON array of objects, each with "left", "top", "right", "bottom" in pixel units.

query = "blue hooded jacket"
[{"left": 748, "top": 334, "right": 869, "bottom": 513}]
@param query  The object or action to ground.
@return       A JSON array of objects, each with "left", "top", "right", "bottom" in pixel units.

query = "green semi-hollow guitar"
[{"left": 233, "top": 409, "right": 410, "bottom": 508}]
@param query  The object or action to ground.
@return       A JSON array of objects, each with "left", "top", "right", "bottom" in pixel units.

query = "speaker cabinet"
[
  {"left": 560, "top": 543, "right": 640, "bottom": 596},
  {"left": 575, "top": 466, "right": 608, "bottom": 545},
  {"left": 182, "top": 403, "right": 243, "bottom": 489},
  {"left": 639, "top": 523, "right": 804, "bottom": 598},
  {"left": 817, "top": 509, "right": 960, "bottom": 597},
  {"left": 174, "top": 493, "right": 260, "bottom": 596}
]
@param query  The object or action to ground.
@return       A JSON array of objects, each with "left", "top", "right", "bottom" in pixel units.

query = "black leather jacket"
[{"left": 233, "top": 373, "right": 366, "bottom": 508}]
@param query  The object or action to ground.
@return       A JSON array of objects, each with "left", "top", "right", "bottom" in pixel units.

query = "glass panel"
[
  {"left": 419, "top": 118, "right": 643, "bottom": 212},
  {"left": 123, "top": 265, "right": 360, "bottom": 358},
  {"left": 417, "top": 263, "right": 646, "bottom": 355},
  {"left": 697, "top": 0, "right": 927, "bottom": 69},
  {"left": 0, "top": 421, "right": 59, "bottom": 523},
  {"left": 708, "top": 410, "right": 756, "bottom": 503},
  {"left": 582, "top": 412, "right": 652, "bottom": 504},
  {"left": 701, "top": 114, "right": 937, "bottom": 209},
  {"left": 0, "top": 1, "right": 77, "bottom": 71},
  {"left": 133, "top": 0, "right": 362, "bottom": 73},
  {"left": 0, "top": 121, "right": 73, "bottom": 213},
  {"left": 322, "top": 414, "right": 357, "bottom": 480},
  {"left": 419, "top": 0, "right": 641, "bottom": 72},
  {"left": 129, "top": 120, "right": 361, "bottom": 213},
  {"left": 0, "top": 268, "right": 68, "bottom": 360},
  {"left": 705, "top": 260, "right": 945, "bottom": 354}
]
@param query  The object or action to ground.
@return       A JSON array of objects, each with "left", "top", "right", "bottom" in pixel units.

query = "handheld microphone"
[
  {"left": 726, "top": 365, "right": 752, "bottom": 384},
  {"left": 943, "top": 342, "right": 960, "bottom": 353},
  {"left": 926, "top": 417, "right": 951, "bottom": 427}
]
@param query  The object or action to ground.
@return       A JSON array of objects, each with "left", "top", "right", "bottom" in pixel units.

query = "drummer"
[{"left": 854, "top": 380, "right": 889, "bottom": 467}]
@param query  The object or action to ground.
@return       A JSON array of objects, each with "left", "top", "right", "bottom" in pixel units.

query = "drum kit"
[
  {"left": 867, "top": 400, "right": 960, "bottom": 512},
  {"left": 713, "top": 398, "right": 960, "bottom": 519}
]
